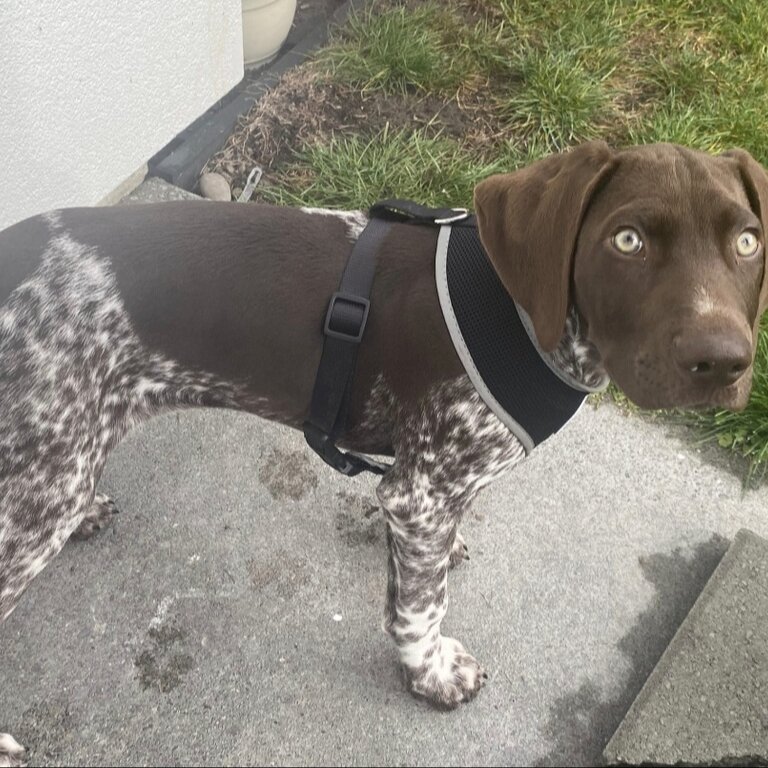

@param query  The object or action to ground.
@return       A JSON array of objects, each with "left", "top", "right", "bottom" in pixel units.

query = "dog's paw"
[
  {"left": 449, "top": 532, "right": 470, "bottom": 569},
  {"left": 71, "top": 492, "right": 119, "bottom": 541},
  {"left": 404, "top": 636, "right": 488, "bottom": 710},
  {"left": 0, "top": 734, "right": 26, "bottom": 767}
]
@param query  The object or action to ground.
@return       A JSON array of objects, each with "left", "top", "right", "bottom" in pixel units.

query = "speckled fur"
[
  {"left": 299, "top": 207, "right": 369, "bottom": 240},
  {"left": 0, "top": 734, "right": 24, "bottom": 768},
  {"left": 368, "top": 310, "right": 600, "bottom": 709},
  {"left": 0, "top": 207, "right": 604, "bottom": 760},
  {"left": 0, "top": 219, "right": 244, "bottom": 626},
  {"left": 0, "top": 217, "right": 254, "bottom": 763}
]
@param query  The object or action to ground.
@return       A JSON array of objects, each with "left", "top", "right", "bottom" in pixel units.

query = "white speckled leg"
[
  {"left": 376, "top": 378, "right": 525, "bottom": 709},
  {"left": 449, "top": 530, "right": 469, "bottom": 568}
]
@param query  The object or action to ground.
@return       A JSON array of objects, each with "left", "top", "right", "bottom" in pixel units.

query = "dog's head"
[{"left": 474, "top": 142, "right": 768, "bottom": 410}]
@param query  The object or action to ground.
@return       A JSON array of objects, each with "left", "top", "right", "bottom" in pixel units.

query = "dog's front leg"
[
  {"left": 0, "top": 734, "right": 25, "bottom": 767},
  {"left": 372, "top": 379, "right": 524, "bottom": 708},
  {"left": 377, "top": 465, "right": 486, "bottom": 709}
]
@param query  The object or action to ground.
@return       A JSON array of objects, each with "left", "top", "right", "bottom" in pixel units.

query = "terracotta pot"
[{"left": 242, "top": 0, "right": 297, "bottom": 67}]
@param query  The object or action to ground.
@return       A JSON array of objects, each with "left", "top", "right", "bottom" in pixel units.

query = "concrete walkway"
[
  {"left": 2, "top": 393, "right": 767, "bottom": 765},
  {"left": 3, "top": 181, "right": 768, "bottom": 765}
]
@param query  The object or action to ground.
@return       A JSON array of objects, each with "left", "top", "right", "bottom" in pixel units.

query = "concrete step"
[
  {"left": 119, "top": 176, "right": 203, "bottom": 205},
  {"left": 604, "top": 528, "right": 768, "bottom": 766}
]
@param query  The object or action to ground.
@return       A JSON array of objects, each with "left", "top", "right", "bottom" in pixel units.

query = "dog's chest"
[{"left": 356, "top": 374, "right": 527, "bottom": 496}]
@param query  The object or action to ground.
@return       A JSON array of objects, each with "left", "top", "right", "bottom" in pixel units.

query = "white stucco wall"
[{"left": 1, "top": 0, "right": 243, "bottom": 229}]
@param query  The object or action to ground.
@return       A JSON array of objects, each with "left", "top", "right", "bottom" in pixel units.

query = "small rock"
[{"left": 199, "top": 172, "right": 231, "bottom": 201}]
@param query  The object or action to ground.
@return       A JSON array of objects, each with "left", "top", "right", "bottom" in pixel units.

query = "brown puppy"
[{"left": 1, "top": 142, "right": 767, "bottom": 763}]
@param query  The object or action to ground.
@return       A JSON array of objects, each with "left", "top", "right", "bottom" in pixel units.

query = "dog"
[{"left": 1, "top": 141, "right": 767, "bottom": 764}]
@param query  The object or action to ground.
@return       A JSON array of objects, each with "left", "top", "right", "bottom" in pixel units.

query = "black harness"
[{"left": 303, "top": 201, "right": 602, "bottom": 475}]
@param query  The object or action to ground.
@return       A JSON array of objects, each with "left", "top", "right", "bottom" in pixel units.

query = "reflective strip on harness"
[{"left": 435, "top": 225, "right": 600, "bottom": 454}]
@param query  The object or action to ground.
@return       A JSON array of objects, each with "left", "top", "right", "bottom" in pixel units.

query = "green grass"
[
  {"left": 317, "top": 4, "right": 457, "bottom": 94},
  {"left": 248, "top": 0, "right": 768, "bottom": 477},
  {"left": 262, "top": 127, "right": 505, "bottom": 210},
  {"left": 624, "top": 98, "right": 728, "bottom": 153},
  {"left": 317, "top": 3, "right": 503, "bottom": 95},
  {"left": 287, "top": 0, "right": 768, "bottom": 198},
  {"left": 500, "top": 45, "right": 612, "bottom": 150}
]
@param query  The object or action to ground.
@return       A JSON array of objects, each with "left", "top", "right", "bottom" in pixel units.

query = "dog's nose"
[{"left": 672, "top": 331, "right": 752, "bottom": 387}]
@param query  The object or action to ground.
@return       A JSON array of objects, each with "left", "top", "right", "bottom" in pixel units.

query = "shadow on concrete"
[{"left": 533, "top": 533, "right": 729, "bottom": 767}]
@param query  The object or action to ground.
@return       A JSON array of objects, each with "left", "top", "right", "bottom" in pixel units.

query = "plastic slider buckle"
[
  {"left": 324, "top": 292, "right": 370, "bottom": 343},
  {"left": 435, "top": 208, "right": 469, "bottom": 225}
]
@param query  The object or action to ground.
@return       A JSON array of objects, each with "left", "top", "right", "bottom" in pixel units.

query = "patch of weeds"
[
  {"left": 499, "top": 44, "right": 612, "bottom": 150},
  {"left": 262, "top": 126, "right": 505, "bottom": 210},
  {"left": 709, "top": 75, "right": 768, "bottom": 164},
  {"left": 712, "top": 2, "right": 768, "bottom": 60},
  {"left": 481, "top": 1, "right": 625, "bottom": 150},
  {"left": 496, "top": 0, "right": 626, "bottom": 73},
  {"left": 626, "top": 60, "right": 768, "bottom": 162},
  {"left": 635, "top": 0, "right": 768, "bottom": 60},
  {"left": 319, "top": 3, "right": 474, "bottom": 94},
  {"left": 589, "top": 384, "right": 641, "bottom": 415},
  {"left": 623, "top": 97, "right": 728, "bottom": 153},
  {"left": 642, "top": 46, "right": 722, "bottom": 104},
  {"left": 496, "top": 135, "right": 552, "bottom": 171}
]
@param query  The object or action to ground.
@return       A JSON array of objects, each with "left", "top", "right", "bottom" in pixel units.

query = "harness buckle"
[
  {"left": 324, "top": 292, "right": 370, "bottom": 343},
  {"left": 303, "top": 422, "right": 390, "bottom": 476},
  {"left": 435, "top": 208, "right": 469, "bottom": 225}
]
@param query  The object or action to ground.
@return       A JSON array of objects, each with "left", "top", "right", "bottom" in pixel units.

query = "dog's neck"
[{"left": 548, "top": 308, "right": 609, "bottom": 391}]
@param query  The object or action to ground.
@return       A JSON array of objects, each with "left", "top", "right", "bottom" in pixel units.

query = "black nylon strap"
[
  {"left": 303, "top": 200, "right": 475, "bottom": 477},
  {"left": 303, "top": 217, "right": 394, "bottom": 476}
]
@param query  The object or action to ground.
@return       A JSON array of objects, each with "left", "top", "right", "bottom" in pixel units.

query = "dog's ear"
[
  {"left": 473, "top": 141, "right": 615, "bottom": 351},
  {"left": 722, "top": 148, "right": 768, "bottom": 325}
]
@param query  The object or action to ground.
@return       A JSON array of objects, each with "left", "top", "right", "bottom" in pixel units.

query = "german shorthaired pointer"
[{"left": 2, "top": 142, "right": 767, "bottom": 764}]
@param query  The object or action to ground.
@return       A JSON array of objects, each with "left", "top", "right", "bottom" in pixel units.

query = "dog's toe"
[
  {"left": 405, "top": 636, "right": 487, "bottom": 710},
  {"left": 71, "top": 492, "right": 119, "bottom": 541},
  {"left": 0, "top": 734, "right": 26, "bottom": 768},
  {"left": 449, "top": 532, "right": 470, "bottom": 569}
]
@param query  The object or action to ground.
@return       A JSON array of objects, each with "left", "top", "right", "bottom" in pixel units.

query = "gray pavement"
[{"left": 2, "top": 401, "right": 768, "bottom": 766}]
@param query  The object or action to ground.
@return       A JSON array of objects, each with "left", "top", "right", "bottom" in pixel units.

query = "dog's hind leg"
[
  {"left": 449, "top": 530, "right": 470, "bottom": 568},
  {"left": 70, "top": 492, "right": 119, "bottom": 541},
  {"left": 0, "top": 461, "right": 98, "bottom": 764},
  {"left": 0, "top": 470, "right": 97, "bottom": 621}
]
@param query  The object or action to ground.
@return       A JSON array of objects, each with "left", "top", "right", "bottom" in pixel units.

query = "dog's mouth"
[
  {"left": 685, "top": 379, "right": 752, "bottom": 411},
  {"left": 607, "top": 358, "right": 754, "bottom": 412}
]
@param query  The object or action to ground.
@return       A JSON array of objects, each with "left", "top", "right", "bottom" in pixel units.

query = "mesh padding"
[{"left": 445, "top": 226, "right": 586, "bottom": 446}]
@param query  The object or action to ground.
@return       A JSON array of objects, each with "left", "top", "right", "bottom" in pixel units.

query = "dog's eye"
[
  {"left": 736, "top": 229, "right": 760, "bottom": 258},
  {"left": 612, "top": 228, "right": 643, "bottom": 255}
]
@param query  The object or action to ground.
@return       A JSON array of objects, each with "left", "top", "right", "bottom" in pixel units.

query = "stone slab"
[{"left": 604, "top": 528, "right": 768, "bottom": 766}]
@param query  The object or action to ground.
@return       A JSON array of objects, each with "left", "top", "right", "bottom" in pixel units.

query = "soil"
[{"left": 210, "top": 68, "right": 498, "bottom": 192}]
